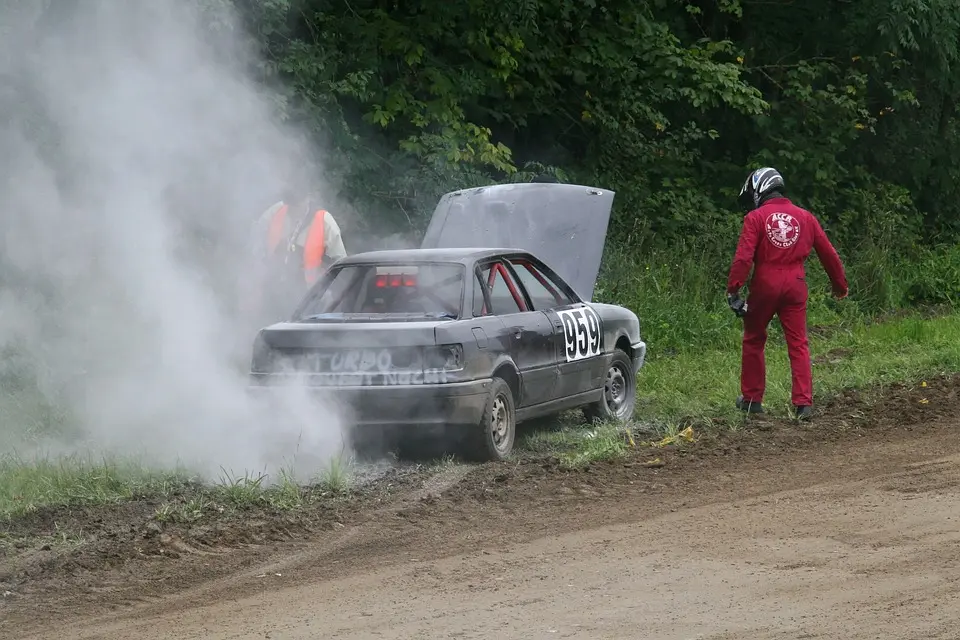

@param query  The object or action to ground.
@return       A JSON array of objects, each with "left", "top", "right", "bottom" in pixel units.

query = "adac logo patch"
[{"left": 764, "top": 212, "right": 800, "bottom": 248}]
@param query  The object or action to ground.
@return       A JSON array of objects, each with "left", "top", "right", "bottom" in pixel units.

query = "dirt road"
[{"left": 6, "top": 378, "right": 960, "bottom": 639}]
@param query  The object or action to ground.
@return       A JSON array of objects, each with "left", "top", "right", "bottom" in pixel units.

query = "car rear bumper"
[
  {"left": 632, "top": 340, "right": 647, "bottom": 375},
  {"left": 247, "top": 374, "right": 491, "bottom": 428}
]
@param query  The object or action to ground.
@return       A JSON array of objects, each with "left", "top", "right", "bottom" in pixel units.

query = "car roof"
[{"left": 335, "top": 247, "right": 533, "bottom": 265}]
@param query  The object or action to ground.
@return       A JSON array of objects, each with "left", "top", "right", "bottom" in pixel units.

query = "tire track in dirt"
[
  {"left": 217, "top": 462, "right": 477, "bottom": 581},
  {"left": 0, "top": 460, "right": 480, "bottom": 632},
  {"left": 22, "top": 439, "right": 960, "bottom": 639},
  {"left": 4, "top": 375, "right": 960, "bottom": 637}
]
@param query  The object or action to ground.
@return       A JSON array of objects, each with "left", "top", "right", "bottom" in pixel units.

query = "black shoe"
[
  {"left": 736, "top": 396, "right": 764, "bottom": 414},
  {"left": 793, "top": 405, "right": 813, "bottom": 420}
]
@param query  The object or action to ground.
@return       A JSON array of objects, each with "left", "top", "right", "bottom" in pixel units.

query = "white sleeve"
[
  {"left": 323, "top": 211, "right": 347, "bottom": 261},
  {"left": 251, "top": 201, "right": 284, "bottom": 258}
]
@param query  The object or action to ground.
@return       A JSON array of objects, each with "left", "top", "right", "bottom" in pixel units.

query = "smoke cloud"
[{"left": 0, "top": 0, "right": 348, "bottom": 479}]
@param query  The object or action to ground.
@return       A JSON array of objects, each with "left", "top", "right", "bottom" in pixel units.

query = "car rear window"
[{"left": 296, "top": 263, "right": 465, "bottom": 320}]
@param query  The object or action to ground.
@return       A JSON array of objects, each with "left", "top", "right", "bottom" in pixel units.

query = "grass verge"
[
  {"left": 4, "top": 240, "right": 960, "bottom": 520},
  {"left": 0, "top": 454, "right": 189, "bottom": 519},
  {"left": 518, "top": 309, "right": 960, "bottom": 467},
  {"left": 636, "top": 310, "right": 960, "bottom": 425},
  {"left": 4, "top": 310, "right": 958, "bottom": 517},
  {"left": 0, "top": 452, "right": 356, "bottom": 521}
]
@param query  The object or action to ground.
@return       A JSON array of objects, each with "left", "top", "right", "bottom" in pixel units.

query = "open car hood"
[{"left": 420, "top": 183, "right": 615, "bottom": 301}]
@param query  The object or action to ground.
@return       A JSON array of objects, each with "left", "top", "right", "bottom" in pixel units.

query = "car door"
[
  {"left": 504, "top": 257, "right": 605, "bottom": 399},
  {"left": 474, "top": 259, "right": 560, "bottom": 407}
]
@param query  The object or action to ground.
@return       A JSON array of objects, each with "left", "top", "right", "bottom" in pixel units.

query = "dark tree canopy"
[{"left": 218, "top": 0, "right": 959, "bottom": 258}]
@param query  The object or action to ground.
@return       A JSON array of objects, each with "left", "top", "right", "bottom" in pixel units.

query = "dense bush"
[
  {"left": 6, "top": 0, "right": 960, "bottom": 363},
  {"left": 594, "top": 241, "right": 960, "bottom": 356},
  {"left": 220, "top": 0, "right": 960, "bottom": 246},
  {"left": 213, "top": 0, "right": 960, "bottom": 347},
  {"left": 9, "top": 1, "right": 960, "bottom": 322}
]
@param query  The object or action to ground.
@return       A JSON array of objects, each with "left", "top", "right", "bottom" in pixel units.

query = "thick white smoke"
[{"left": 0, "top": 0, "right": 348, "bottom": 479}]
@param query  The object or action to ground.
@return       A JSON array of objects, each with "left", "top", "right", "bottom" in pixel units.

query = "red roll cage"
[{"left": 477, "top": 258, "right": 567, "bottom": 316}]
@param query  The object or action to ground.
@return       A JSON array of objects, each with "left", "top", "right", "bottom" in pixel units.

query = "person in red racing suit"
[{"left": 726, "top": 167, "right": 848, "bottom": 419}]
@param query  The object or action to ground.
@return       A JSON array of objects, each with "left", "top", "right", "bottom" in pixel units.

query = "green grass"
[
  {"left": 0, "top": 452, "right": 357, "bottom": 520},
  {"left": 3, "top": 242, "right": 960, "bottom": 521},
  {"left": 636, "top": 312, "right": 960, "bottom": 426},
  {"left": 314, "top": 454, "right": 353, "bottom": 494},
  {"left": 514, "top": 312, "right": 960, "bottom": 468},
  {"left": 0, "top": 453, "right": 191, "bottom": 519},
  {"left": 518, "top": 240, "right": 960, "bottom": 466},
  {"left": 521, "top": 421, "right": 632, "bottom": 468}
]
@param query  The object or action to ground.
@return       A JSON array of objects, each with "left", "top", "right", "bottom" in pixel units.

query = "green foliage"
[
  {"left": 903, "top": 247, "right": 960, "bottom": 306},
  {"left": 6, "top": 0, "right": 959, "bottom": 276},
  {"left": 595, "top": 242, "right": 960, "bottom": 356},
  {"left": 0, "top": 453, "right": 191, "bottom": 518},
  {"left": 212, "top": 0, "right": 960, "bottom": 278},
  {"left": 634, "top": 310, "right": 960, "bottom": 426},
  {"left": 230, "top": 0, "right": 771, "bottom": 235}
]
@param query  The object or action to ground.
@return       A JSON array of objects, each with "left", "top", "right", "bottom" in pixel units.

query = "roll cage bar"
[{"left": 474, "top": 256, "right": 573, "bottom": 317}]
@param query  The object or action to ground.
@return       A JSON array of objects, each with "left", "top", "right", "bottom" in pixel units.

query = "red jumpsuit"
[{"left": 726, "top": 197, "right": 848, "bottom": 407}]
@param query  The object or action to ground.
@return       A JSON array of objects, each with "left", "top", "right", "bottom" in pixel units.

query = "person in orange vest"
[{"left": 247, "top": 192, "right": 347, "bottom": 322}]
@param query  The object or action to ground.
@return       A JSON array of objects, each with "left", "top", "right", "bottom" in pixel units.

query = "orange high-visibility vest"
[{"left": 266, "top": 204, "right": 328, "bottom": 285}]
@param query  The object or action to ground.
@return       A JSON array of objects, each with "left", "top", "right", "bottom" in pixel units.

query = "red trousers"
[{"left": 741, "top": 270, "right": 812, "bottom": 406}]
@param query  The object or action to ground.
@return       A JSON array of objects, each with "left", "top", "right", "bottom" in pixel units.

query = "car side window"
[
  {"left": 474, "top": 262, "right": 525, "bottom": 316},
  {"left": 507, "top": 259, "right": 574, "bottom": 310}
]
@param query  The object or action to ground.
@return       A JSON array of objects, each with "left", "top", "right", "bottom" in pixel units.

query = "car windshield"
[{"left": 296, "top": 263, "right": 465, "bottom": 321}]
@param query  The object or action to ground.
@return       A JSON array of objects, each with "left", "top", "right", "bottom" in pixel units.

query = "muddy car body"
[{"left": 248, "top": 183, "right": 647, "bottom": 460}]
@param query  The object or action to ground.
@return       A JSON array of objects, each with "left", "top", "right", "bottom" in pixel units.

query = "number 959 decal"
[{"left": 558, "top": 306, "right": 602, "bottom": 361}]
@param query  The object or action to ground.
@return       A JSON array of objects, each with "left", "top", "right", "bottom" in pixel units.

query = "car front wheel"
[
  {"left": 465, "top": 376, "right": 516, "bottom": 462},
  {"left": 584, "top": 349, "right": 636, "bottom": 424}
]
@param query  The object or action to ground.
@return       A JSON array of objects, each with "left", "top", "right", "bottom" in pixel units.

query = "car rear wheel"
[
  {"left": 464, "top": 376, "right": 516, "bottom": 462},
  {"left": 584, "top": 349, "right": 636, "bottom": 424}
]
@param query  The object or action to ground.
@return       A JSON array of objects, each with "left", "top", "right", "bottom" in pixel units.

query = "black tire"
[
  {"left": 583, "top": 349, "right": 636, "bottom": 424},
  {"left": 464, "top": 376, "right": 516, "bottom": 462}
]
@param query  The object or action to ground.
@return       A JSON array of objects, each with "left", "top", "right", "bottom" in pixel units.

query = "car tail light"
[
  {"left": 249, "top": 331, "right": 278, "bottom": 373},
  {"left": 424, "top": 344, "right": 463, "bottom": 371}
]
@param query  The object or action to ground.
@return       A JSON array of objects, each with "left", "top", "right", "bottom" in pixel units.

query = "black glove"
[{"left": 727, "top": 292, "right": 748, "bottom": 318}]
